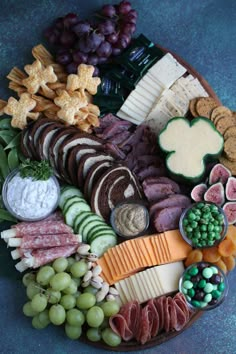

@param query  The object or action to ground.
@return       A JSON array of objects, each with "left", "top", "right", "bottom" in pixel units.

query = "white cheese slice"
[
  {"left": 116, "top": 110, "right": 142, "bottom": 125},
  {"left": 132, "top": 87, "right": 156, "bottom": 104},
  {"left": 149, "top": 53, "right": 187, "bottom": 88},
  {"left": 138, "top": 78, "right": 162, "bottom": 98},
  {"left": 129, "top": 91, "right": 154, "bottom": 110},
  {"left": 125, "top": 278, "right": 136, "bottom": 301},
  {"left": 140, "top": 270, "right": 156, "bottom": 299},
  {"left": 145, "top": 72, "right": 166, "bottom": 92},
  {"left": 125, "top": 94, "right": 151, "bottom": 113},
  {"left": 119, "top": 279, "right": 132, "bottom": 302},
  {"left": 154, "top": 261, "right": 184, "bottom": 294},
  {"left": 135, "top": 83, "right": 157, "bottom": 100},
  {"left": 135, "top": 273, "right": 149, "bottom": 303},
  {"left": 148, "top": 267, "right": 162, "bottom": 297},
  {"left": 141, "top": 76, "right": 164, "bottom": 94},
  {"left": 129, "top": 275, "right": 144, "bottom": 303},
  {"left": 114, "top": 282, "right": 127, "bottom": 305},
  {"left": 119, "top": 104, "right": 145, "bottom": 122}
]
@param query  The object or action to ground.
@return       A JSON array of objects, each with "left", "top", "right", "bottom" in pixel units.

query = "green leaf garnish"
[{"left": 19, "top": 159, "right": 53, "bottom": 181}]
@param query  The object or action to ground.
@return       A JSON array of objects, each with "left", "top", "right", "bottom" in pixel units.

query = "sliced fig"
[
  {"left": 223, "top": 202, "right": 236, "bottom": 224},
  {"left": 209, "top": 163, "right": 231, "bottom": 185},
  {"left": 204, "top": 182, "right": 225, "bottom": 206},
  {"left": 191, "top": 183, "right": 208, "bottom": 202},
  {"left": 225, "top": 177, "right": 236, "bottom": 201}
]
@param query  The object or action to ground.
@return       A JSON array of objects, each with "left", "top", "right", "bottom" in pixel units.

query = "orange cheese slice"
[{"left": 165, "top": 229, "right": 192, "bottom": 261}]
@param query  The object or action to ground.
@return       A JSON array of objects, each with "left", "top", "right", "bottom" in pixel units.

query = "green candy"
[
  {"left": 199, "top": 301, "right": 208, "bottom": 308},
  {"left": 183, "top": 280, "right": 193, "bottom": 290},
  {"left": 202, "top": 267, "right": 214, "bottom": 279},
  {"left": 210, "top": 266, "right": 218, "bottom": 274},
  {"left": 188, "top": 267, "right": 198, "bottom": 276},
  {"left": 184, "top": 274, "right": 191, "bottom": 280},
  {"left": 191, "top": 300, "right": 201, "bottom": 308},
  {"left": 182, "top": 288, "right": 188, "bottom": 295},
  {"left": 218, "top": 282, "right": 225, "bottom": 292},
  {"left": 188, "top": 288, "right": 195, "bottom": 298},
  {"left": 204, "top": 294, "right": 212, "bottom": 303},
  {"left": 212, "top": 290, "right": 221, "bottom": 299},
  {"left": 198, "top": 279, "right": 206, "bottom": 288},
  {"left": 204, "top": 283, "right": 214, "bottom": 293}
]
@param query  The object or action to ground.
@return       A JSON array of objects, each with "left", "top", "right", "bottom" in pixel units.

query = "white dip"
[{"left": 6, "top": 173, "right": 59, "bottom": 219}]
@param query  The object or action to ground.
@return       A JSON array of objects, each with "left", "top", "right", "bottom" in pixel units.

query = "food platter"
[{"left": 0, "top": 1, "right": 236, "bottom": 353}]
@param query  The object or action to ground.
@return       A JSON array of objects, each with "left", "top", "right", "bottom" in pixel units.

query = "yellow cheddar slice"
[
  {"left": 158, "top": 233, "right": 170, "bottom": 263},
  {"left": 165, "top": 230, "right": 192, "bottom": 261}
]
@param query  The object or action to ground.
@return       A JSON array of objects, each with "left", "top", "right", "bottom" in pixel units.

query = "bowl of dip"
[
  {"left": 110, "top": 201, "right": 149, "bottom": 238},
  {"left": 2, "top": 168, "right": 60, "bottom": 221}
]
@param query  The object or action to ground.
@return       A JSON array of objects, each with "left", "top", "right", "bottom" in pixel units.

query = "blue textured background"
[{"left": 0, "top": 1, "right": 236, "bottom": 353}]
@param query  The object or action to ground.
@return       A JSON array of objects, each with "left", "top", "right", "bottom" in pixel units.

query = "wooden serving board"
[{"left": 80, "top": 44, "right": 220, "bottom": 351}]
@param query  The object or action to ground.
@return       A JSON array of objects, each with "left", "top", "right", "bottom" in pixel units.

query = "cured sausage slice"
[{"left": 109, "top": 314, "right": 134, "bottom": 341}]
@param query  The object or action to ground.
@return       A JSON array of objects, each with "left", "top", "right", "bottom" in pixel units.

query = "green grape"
[
  {"left": 32, "top": 315, "right": 46, "bottom": 329},
  {"left": 66, "top": 257, "right": 75, "bottom": 272},
  {"left": 76, "top": 293, "right": 96, "bottom": 310},
  {"left": 73, "top": 291, "right": 81, "bottom": 299},
  {"left": 66, "top": 308, "right": 85, "bottom": 326},
  {"left": 70, "top": 261, "right": 88, "bottom": 278},
  {"left": 23, "top": 302, "right": 39, "bottom": 317},
  {"left": 86, "top": 306, "right": 104, "bottom": 328},
  {"left": 100, "top": 317, "right": 109, "bottom": 330},
  {"left": 49, "top": 304, "right": 66, "bottom": 325},
  {"left": 71, "top": 277, "right": 81, "bottom": 287},
  {"left": 101, "top": 328, "right": 121, "bottom": 347},
  {"left": 60, "top": 294, "right": 76, "bottom": 310},
  {"left": 50, "top": 272, "right": 71, "bottom": 291},
  {"left": 31, "top": 293, "right": 48, "bottom": 312},
  {"left": 65, "top": 323, "right": 82, "bottom": 340},
  {"left": 83, "top": 285, "right": 98, "bottom": 295},
  {"left": 101, "top": 301, "right": 120, "bottom": 317},
  {"left": 52, "top": 257, "right": 68, "bottom": 273},
  {"left": 26, "top": 282, "right": 41, "bottom": 300},
  {"left": 36, "top": 266, "right": 55, "bottom": 286},
  {"left": 86, "top": 328, "right": 102, "bottom": 342},
  {"left": 46, "top": 288, "right": 61, "bottom": 304},
  {"left": 22, "top": 272, "right": 36, "bottom": 287},
  {"left": 38, "top": 309, "right": 50, "bottom": 327},
  {"left": 63, "top": 280, "right": 78, "bottom": 295}
]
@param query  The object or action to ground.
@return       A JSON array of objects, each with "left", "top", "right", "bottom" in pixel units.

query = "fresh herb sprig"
[{"left": 19, "top": 159, "right": 53, "bottom": 181}]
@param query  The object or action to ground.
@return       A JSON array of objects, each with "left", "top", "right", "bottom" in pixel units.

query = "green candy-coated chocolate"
[
  {"left": 218, "top": 282, "right": 225, "bottom": 292},
  {"left": 204, "top": 293, "right": 212, "bottom": 303},
  {"left": 198, "top": 279, "right": 206, "bottom": 288},
  {"left": 199, "top": 301, "right": 208, "bottom": 308},
  {"left": 210, "top": 266, "right": 218, "bottom": 274},
  {"left": 202, "top": 267, "right": 213, "bottom": 279},
  {"left": 182, "top": 288, "right": 188, "bottom": 295},
  {"left": 183, "top": 280, "right": 193, "bottom": 290},
  {"left": 184, "top": 274, "right": 191, "bottom": 280},
  {"left": 188, "top": 267, "right": 199, "bottom": 276},
  {"left": 204, "top": 283, "right": 214, "bottom": 293},
  {"left": 212, "top": 290, "right": 221, "bottom": 299},
  {"left": 188, "top": 288, "right": 195, "bottom": 298},
  {"left": 191, "top": 300, "right": 201, "bottom": 308}
]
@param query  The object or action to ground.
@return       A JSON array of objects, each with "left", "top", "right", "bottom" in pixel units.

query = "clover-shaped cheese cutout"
[
  {"left": 22, "top": 60, "right": 57, "bottom": 96},
  {"left": 54, "top": 90, "right": 88, "bottom": 125},
  {"left": 159, "top": 117, "right": 224, "bottom": 181},
  {"left": 4, "top": 93, "right": 39, "bottom": 130},
  {"left": 66, "top": 64, "right": 101, "bottom": 95}
]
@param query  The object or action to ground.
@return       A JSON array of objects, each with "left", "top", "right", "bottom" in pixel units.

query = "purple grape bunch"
[{"left": 44, "top": 1, "right": 138, "bottom": 74}]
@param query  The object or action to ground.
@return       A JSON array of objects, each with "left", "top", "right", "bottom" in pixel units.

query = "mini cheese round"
[{"left": 158, "top": 117, "right": 224, "bottom": 183}]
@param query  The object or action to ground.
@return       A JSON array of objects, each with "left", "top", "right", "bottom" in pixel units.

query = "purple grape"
[
  {"left": 75, "top": 37, "right": 91, "bottom": 53},
  {"left": 72, "top": 50, "right": 88, "bottom": 64},
  {"left": 97, "top": 20, "right": 115, "bottom": 35},
  {"left": 85, "top": 32, "right": 105, "bottom": 52},
  {"left": 101, "top": 4, "right": 116, "bottom": 18},
  {"left": 116, "top": 33, "right": 131, "bottom": 49},
  {"left": 111, "top": 46, "right": 122, "bottom": 56},
  {"left": 56, "top": 51, "right": 73, "bottom": 65},
  {"left": 87, "top": 55, "right": 99, "bottom": 66},
  {"left": 96, "top": 41, "right": 112, "bottom": 57},
  {"left": 44, "top": 27, "right": 60, "bottom": 44},
  {"left": 106, "top": 32, "right": 119, "bottom": 44},
  {"left": 123, "top": 13, "right": 137, "bottom": 24},
  {"left": 66, "top": 62, "right": 78, "bottom": 74},
  {"left": 72, "top": 21, "right": 91, "bottom": 36},
  {"left": 97, "top": 56, "right": 108, "bottom": 64},
  {"left": 122, "top": 23, "right": 136, "bottom": 35},
  {"left": 128, "top": 9, "right": 138, "bottom": 19},
  {"left": 118, "top": 1, "right": 132, "bottom": 15},
  {"left": 93, "top": 67, "right": 100, "bottom": 77},
  {"left": 63, "top": 13, "right": 79, "bottom": 28},
  {"left": 54, "top": 17, "right": 64, "bottom": 30},
  {"left": 60, "top": 30, "right": 77, "bottom": 47}
]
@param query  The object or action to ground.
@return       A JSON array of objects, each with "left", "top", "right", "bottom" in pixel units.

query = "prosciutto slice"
[{"left": 109, "top": 314, "right": 134, "bottom": 341}]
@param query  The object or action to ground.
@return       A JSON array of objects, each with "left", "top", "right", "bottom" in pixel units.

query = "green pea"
[
  {"left": 210, "top": 205, "right": 218, "bottom": 213},
  {"left": 194, "top": 230, "right": 201, "bottom": 238},
  {"left": 200, "top": 225, "right": 207, "bottom": 232},
  {"left": 186, "top": 226, "right": 193, "bottom": 233},
  {"left": 202, "top": 213, "right": 210, "bottom": 220},
  {"left": 191, "top": 221, "right": 198, "bottom": 229},
  {"left": 188, "top": 212, "right": 196, "bottom": 220},
  {"left": 214, "top": 225, "right": 220, "bottom": 233},
  {"left": 201, "top": 232, "right": 207, "bottom": 239},
  {"left": 208, "top": 231, "right": 215, "bottom": 239},
  {"left": 208, "top": 224, "right": 214, "bottom": 232},
  {"left": 184, "top": 274, "right": 191, "bottom": 281},
  {"left": 183, "top": 218, "right": 189, "bottom": 226},
  {"left": 207, "top": 240, "right": 214, "bottom": 246},
  {"left": 197, "top": 202, "right": 205, "bottom": 209},
  {"left": 215, "top": 234, "right": 221, "bottom": 240}
]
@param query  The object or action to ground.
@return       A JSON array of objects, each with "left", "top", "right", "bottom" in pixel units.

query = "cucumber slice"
[
  {"left": 63, "top": 196, "right": 85, "bottom": 214},
  {"left": 64, "top": 201, "right": 91, "bottom": 227},
  {"left": 73, "top": 211, "right": 95, "bottom": 233},
  {"left": 89, "top": 229, "right": 116, "bottom": 243},
  {"left": 90, "top": 235, "right": 117, "bottom": 257},
  {"left": 87, "top": 225, "right": 114, "bottom": 243},
  {"left": 59, "top": 186, "right": 83, "bottom": 209},
  {"left": 78, "top": 217, "right": 105, "bottom": 243}
]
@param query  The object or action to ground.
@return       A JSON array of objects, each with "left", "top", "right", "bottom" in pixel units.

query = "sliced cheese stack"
[
  {"left": 115, "top": 261, "right": 184, "bottom": 304},
  {"left": 97, "top": 229, "right": 191, "bottom": 285},
  {"left": 116, "top": 53, "right": 209, "bottom": 135}
]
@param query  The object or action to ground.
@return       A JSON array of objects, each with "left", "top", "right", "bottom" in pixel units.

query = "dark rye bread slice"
[
  {"left": 83, "top": 160, "right": 113, "bottom": 200},
  {"left": 38, "top": 122, "right": 63, "bottom": 160},
  {"left": 67, "top": 145, "right": 102, "bottom": 186},
  {"left": 48, "top": 127, "right": 78, "bottom": 178},
  {"left": 77, "top": 153, "right": 114, "bottom": 189},
  {"left": 27, "top": 118, "right": 56, "bottom": 160},
  {"left": 20, "top": 122, "right": 35, "bottom": 158},
  {"left": 90, "top": 165, "right": 142, "bottom": 222},
  {"left": 57, "top": 133, "right": 103, "bottom": 184}
]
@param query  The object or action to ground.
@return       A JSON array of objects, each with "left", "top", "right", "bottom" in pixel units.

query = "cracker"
[
  {"left": 54, "top": 90, "right": 88, "bottom": 125},
  {"left": 196, "top": 97, "right": 220, "bottom": 118},
  {"left": 211, "top": 106, "right": 232, "bottom": 122},
  {"left": 219, "top": 154, "right": 236, "bottom": 175},
  {"left": 22, "top": 60, "right": 57, "bottom": 97},
  {"left": 66, "top": 64, "right": 101, "bottom": 95},
  {"left": 4, "top": 93, "right": 39, "bottom": 129},
  {"left": 0, "top": 99, "right": 7, "bottom": 116},
  {"left": 216, "top": 115, "right": 236, "bottom": 135},
  {"left": 224, "top": 126, "right": 236, "bottom": 140},
  {"left": 214, "top": 113, "right": 232, "bottom": 125},
  {"left": 224, "top": 137, "right": 236, "bottom": 162},
  {"left": 189, "top": 98, "right": 199, "bottom": 117}
]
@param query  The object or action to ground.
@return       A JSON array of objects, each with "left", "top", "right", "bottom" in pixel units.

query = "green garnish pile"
[{"left": 19, "top": 159, "right": 53, "bottom": 181}]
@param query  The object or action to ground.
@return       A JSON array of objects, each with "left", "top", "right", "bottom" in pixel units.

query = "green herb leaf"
[
  {"left": 0, "top": 209, "right": 17, "bottom": 222},
  {"left": 19, "top": 159, "right": 53, "bottom": 181}
]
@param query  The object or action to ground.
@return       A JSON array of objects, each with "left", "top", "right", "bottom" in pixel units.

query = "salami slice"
[
  {"left": 173, "top": 292, "right": 190, "bottom": 321},
  {"left": 136, "top": 306, "right": 151, "bottom": 344},
  {"left": 154, "top": 296, "right": 165, "bottom": 331},
  {"left": 173, "top": 301, "right": 188, "bottom": 331},
  {"left": 16, "top": 233, "right": 80, "bottom": 249},
  {"left": 147, "top": 299, "right": 159, "bottom": 337},
  {"left": 164, "top": 296, "right": 171, "bottom": 333},
  {"left": 109, "top": 314, "right": 134, "bottom": 341},
  {"left": 120, "top": 300, "right": 140, "bottom": 337},
  {"left": 11, "top": 221, "right": 72, "bottom": 237}
]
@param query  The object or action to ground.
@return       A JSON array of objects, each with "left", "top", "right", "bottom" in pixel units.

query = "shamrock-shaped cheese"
[{"left": 158, "top": 117, "right": 224, "bottom": 182}]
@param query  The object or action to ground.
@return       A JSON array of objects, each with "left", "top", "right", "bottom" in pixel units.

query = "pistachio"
[
  {"left": 92, "top": 276, "right": 103, "bottom": 283},
  {"left": 101, "top": 282, "right": 109, "bottom": 295},
  {"left": 106, "top": 294, "right": 116, "bottom": 301},
  {"left": 92, "top": 265, "right": 102, "bottom": 277},
  {"left": 108, "top": 287, "right": 119, "bottom": 296},
  {"left": 77, "top": 244, "right": 91, "bottom": 255},
  {"left": 81, "top": 280, "right": 91, "bottom": 288},
  {"left": 96, "top": 289, "right": 107, "bottom": 302},
  {"left": 87, "top": 261, "right": 93, "bottom": 270},
  {"left": 90, "top": 280, "right": 103, "bottom": 289},
  {"left": 83, "top": 270, "right": 93, "bottom": 283},
  {"left": 87, "top": 253, "right": 98, "bottom": 262}
]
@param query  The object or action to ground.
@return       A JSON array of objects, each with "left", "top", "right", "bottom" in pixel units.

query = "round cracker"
[
  {"left": 224, "top": 125, "right": 236, "bottom": 140},
  {"left": 211, "top": 106, "right": 232, "bottom": 122},
  {"left": 224, "top": 137, "right": 236, "bottom": 162},
  {"left": 189, "top": 98, "right": 199, "bottom": 117},
  {"left": 215, "top": 116, "right": 236, "bottom": 135},
  {"left": 196, "top": 97, "right": 220, "bottom": 119},
  {"left": 214, "top": 113, "right": 232, "bottom": 125},
  {"left": 219, "top": 154, "right": 236, "bottom": 176}
]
